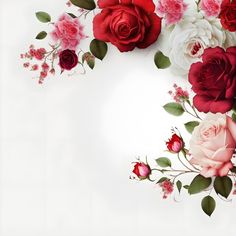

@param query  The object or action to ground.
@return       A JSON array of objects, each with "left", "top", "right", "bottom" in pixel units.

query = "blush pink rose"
[
  {"left": 51, "top": 14, "right": 86, "bottom": 50},
  {"left": 199, "top": 0, "right": 222, "bottom": 17},
  {"left": 156, "top": 0, "right": 188, "bottom": 25},
  {"left": 189, "top": 114, "right": 236, "bottom": 178}
]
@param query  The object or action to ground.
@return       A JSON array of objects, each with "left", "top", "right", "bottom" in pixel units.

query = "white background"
[{"left": 1, "top": 0, "right": 236, "bottom": 235}]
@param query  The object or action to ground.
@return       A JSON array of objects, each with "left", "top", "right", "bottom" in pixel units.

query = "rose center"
[
  {"left": 117, "top": 23, "right": 131, "bottom": 38},
  {"left": 186, "top": 41, "right": 204, "bottom": 58}
]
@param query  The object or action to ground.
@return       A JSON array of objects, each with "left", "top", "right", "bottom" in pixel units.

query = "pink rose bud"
[
  {"left": 166, "top": 134, "right": 184, "bottom": 153},
  {"left": 132, "top": 162, "right": 151, "bottom": 180}
]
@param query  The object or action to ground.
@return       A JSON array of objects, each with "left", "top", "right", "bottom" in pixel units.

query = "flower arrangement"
[
  {"left": 21, "top": 0, "right": 236, "bottom": 216},
  {"left": 131, "top": 84, "right": 236, "bottom": 216}
]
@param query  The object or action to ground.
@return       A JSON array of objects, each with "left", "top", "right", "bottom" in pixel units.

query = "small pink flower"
[
  {"left": 51, "top": 14, "right": 86, "bottom": 50},
  {"left": 41, "top": 62, "right": 49, "bottom": 72},
  {"left": 160, "top": 180, "right": 174, "bottom": 199},
  {"left": 199, "top": 0, "right": 222, "bottom": 17},
  {"left": 31, "top": 64, "right": 39, "bottom": 71},
  {"left": 40, "top": 71, "right": 47, "bottom": 79},
  {"left": 29, "top": 48, "right": 36, "bottom": 57},
  {"left": 168, "top": 84, "right": 189, "bottom": 102},
  {"left": 23, "top": 62, "right": 30, "bottom": 68},
  {"left": 156, "top": 0, "right": 188, "bottom": 25},
  {"left": 34, "top": 48, "right": 46, "bottom": 60}
]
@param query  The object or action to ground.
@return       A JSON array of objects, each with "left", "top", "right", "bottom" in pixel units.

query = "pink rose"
[
  {"left": 199, "top": 0, "right": 222, "bottom": 17},
  {"left": 190, "top": 114, "right": 236, "bottom": 178},
  {"left": 156, "top": 0, "right": 188, "bottom": 25},
  {"left": 51, "top": 14, "right": 86, "bottom": 50}
]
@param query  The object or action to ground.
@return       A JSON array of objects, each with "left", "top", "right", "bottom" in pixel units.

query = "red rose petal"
[
  {"left": 93, "top": 9, "right": 113, "bottom": 42},
  {"left": 202, "top": 46, "right": 225, "bottom": 62},
  {"left": 97, "top": 0, "right": 119, "bottom": 8},
  {"left": 132, "top": 0, "right": 156, "bottom": 13},
  {"left": 137, "top": 13, "right": 162, "bottom": 49}
]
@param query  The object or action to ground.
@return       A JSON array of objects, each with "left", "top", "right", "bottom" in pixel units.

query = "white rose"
[{"left": 157, "top": 13, "right": 226, "bottom": 75}]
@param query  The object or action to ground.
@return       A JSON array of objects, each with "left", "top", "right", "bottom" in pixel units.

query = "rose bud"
[
  {"left": 166, "top": 134, "right": 184, "bottom": 153},
  {"left": 59, "top": 49, "right": 78, "bottom": 71},
  {"left": 132, "top": 162, "right": 151, "bottom": 180}
]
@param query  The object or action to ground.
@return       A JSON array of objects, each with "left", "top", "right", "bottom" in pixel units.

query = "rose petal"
[
  {"left": 97, "top": 0, "right": 119, "bottom": 8},
  {"left": 218, "top": 161, "right": 233, "bottom": 176},
  {"left": 201, "top": 167, "right": 218, "bottom": 178},
  {"left": 137, "top": 13, "right": 162, "bottom": 49},
  {"left": 212, "top": 146, "right": 234, "bottom": 162},
  {"left": 227, "top": 115, "right": 236, "bottom": 143}
]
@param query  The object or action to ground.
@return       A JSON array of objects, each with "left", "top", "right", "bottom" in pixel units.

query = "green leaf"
[
  {"left": 70, "top": 0, "right": 96, "bottom": 10},
  {"left": 184, "top": 121, "right": 200, "bottom": 134},
  {"left": 67, "top": 12, "right": 77, "bottom": 18},
  {"left": 87, "top": 58, "right": 95, "bottom": 69},
  {"left": 157, "top": 177, "right": 168, "bottom": 184},
  {"left": 163, "top": 102, "right": 185, "bottom": 116},
  {"left": 154, "top": 51, "right": 171, "bottom": 69},
  {"left": 35, "top": 31, "right": 47, "bottom": 40},
  {"left": 214, "top": 176, "right": 232, "bottom": 198},
  {"left": 201, "top": 196, "right": 216, "bottom": 217},
  {"left": 232, "top": 112, "right": 236, "bottom": 122},
  {"left": 188, "top": 175, "right": 212, "bottom": 195},
  {"left": 82, "top": 52, "right": 95, "bottom": 69},
  {"left": 176, "top": 180, "right": 182, "bottom": 193},
  {"left": 90, "top": 39, "right": 108, "bottom": 60},
  {"left": 183, "top": 185, "right": 189, "bottom": 190},
  {"left": 35, "top": 11, "right": 51, "bottom": 23},
  {"left": 156, "top": 158, "right": 172, "bottom": 168}
]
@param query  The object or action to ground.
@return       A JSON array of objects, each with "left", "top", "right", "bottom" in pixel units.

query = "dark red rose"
[
  {"left": 189, "top": 47, "right": 236, "bottom": 113},
  {"left": 166, "top": 134, "right": 183, "bottom": 153},
  {"left": 93, "top": 0, "right": 162, "bottom": 52},
  {"left": 219, "top": 0, "right": 236, "bottom": 32},
  {"left": 132, "top": 162, "right": 151, "bottom": 180},
  {"left": 59, "top": 49, "right": 78, "bottom": 70}
]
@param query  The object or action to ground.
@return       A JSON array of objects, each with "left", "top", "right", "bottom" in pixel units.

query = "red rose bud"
[
  {"left": 59, "top": 49, "right": 78, "bottom": 71},
  {"left": 132, "top": 162, "right": 151, "bottom": 180},
  {"left": 166, "top": 134, "right": 183, "bottom": 153}
]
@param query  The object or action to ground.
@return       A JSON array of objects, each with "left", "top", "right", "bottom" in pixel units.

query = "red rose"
[
  {"left": 59, "top": 49, "right": 78, "bottom": 70},
  {"left": 189, "top": 47, "right": 236, "bottom": 113},
  {"left": 219, "top": 0, "right": 236, "bottom": 32},
  {"left": 93, "top": 0, "right": 162, "bottom": 52},
  {"left": 166, "top": 134, "right": 183, "bottom": 153},
  {"left": 132, "top": 162, "right": 151, "bottom": 180}
]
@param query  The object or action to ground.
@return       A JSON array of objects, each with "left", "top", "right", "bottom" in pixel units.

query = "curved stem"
[
  {"left": 182, "top": 150, "right": 200, "bottom": 171},
  {"left": 177, "top": 153, "right": 194, "bottom": 172},
  {"left": 185, "top": 100, "right": 202, "bottom": 120},
  {"left": 182, "top": 102, "right": 200, "bottom": 120}
]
